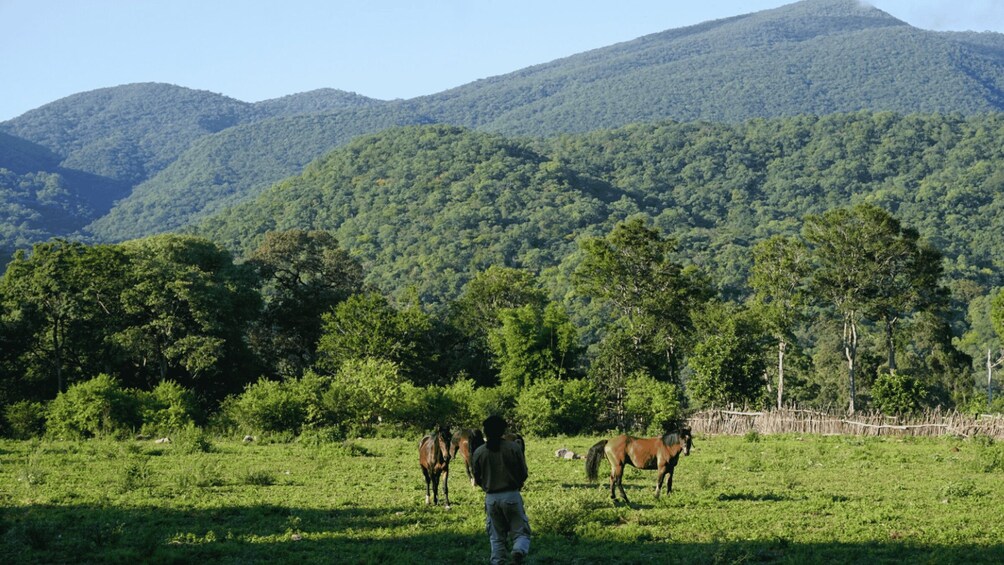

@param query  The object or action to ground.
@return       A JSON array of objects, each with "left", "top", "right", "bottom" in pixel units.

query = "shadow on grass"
[{"left": 2, "top": 503, "right": 1003, "bottom": 564}]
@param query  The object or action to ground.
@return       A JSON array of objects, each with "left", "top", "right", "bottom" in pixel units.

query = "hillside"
[
  {"left": 0, "top": 131, "right": 128, "bottom": 256},
  {"left": 194, "top": 115, "right": 1004, "bottom": 306},
  {"left": 86, "top": 106, "right": 433, "bottom": 241},
  {"left": 6, "top": 0, "right": 1004, "bottom": 254}
]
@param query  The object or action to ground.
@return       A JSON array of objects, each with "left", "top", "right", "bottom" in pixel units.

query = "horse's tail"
[{"left": 585, "top": 439, "right": 608, "bottom": 482}]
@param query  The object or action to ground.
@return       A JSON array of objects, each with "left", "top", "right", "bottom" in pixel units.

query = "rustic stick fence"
[{"left": 688, "top": 408, "right": 1004, "bottom": 440}]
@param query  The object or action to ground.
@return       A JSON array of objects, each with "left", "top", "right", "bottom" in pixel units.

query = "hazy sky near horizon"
[{"left": 2, "top": 0, "right": 1003, "bottom": 121}]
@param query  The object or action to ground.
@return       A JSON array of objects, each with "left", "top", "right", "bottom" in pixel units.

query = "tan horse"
[
  {"left": 419, "top": 426, "right": 452, "bottom": 508},
  {"left": 585, "top": 429, "right": 692, "bottom": 503}
]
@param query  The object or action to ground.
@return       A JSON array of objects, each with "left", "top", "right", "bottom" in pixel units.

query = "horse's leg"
[
  {"left": 666, "top": 463, "right": 676, "bottom": 493},
  {"left": 431, "top": 472, "right": 440, "bottom": 505},
  {"left": 442, "top": 467, "right": 450, "bottom": 509},
  {"left": 423, "top": 468, "right": 432, "bottom": 505},
  {"left": 617, "top": 468, "right": 630, "bottom": 504},
  {"left": 655, "top": 466, "right": 667, "bottom": 499},
  {"left": 608, "top": 463, "right": 618, "bottom": 500}
]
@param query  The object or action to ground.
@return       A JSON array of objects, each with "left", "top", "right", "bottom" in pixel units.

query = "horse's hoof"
[{"left": 444, "top": 504, "right": 451, "bottom": 510}]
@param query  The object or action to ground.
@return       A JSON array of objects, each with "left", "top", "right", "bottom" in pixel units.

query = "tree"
[
  {"left": 0, "top": 240, "right": 129, "bottom": 395},
  {"left": 803, "top": 204, "right": 942, "bottom": 414},
  {"left": 248, "top": 230, "right": 365, "bottom": 377},
  {"left": 113, "top": 234, "right": 260, "bottom": 401},
  {"left": 750, "top": 235, "right": 810, "bottom": 408},
  {"left": 314, "top": 292, "right": 431, "bottom": 381},
  {"left": 687, "top": 302, "right": 769, "bottom": 408},
  {"left": 487, "top": 302, "right": 580, "bottom": 390},
  {"left": 574, "top": 217, "right": 710, "bottom": 383},
  {"left": 447, "top": 266, "right": 547, "bottom": 384}
]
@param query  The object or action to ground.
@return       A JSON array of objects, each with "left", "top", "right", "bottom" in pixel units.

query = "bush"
[
  {"left": 321, "top": 357, "right": 408, "bottom": 425},
  {"left": 515, "top": 378, "right": 602, "bottom": 436},
  {"left": 469, "top": 386, "right": 516, "bottom": 423},
  {"left": 139, "top": 380, "right": 200, "bottom": 435},
  {"left": 4, "top": 400, "right": 47, "bottom": 439},
  {"left": 47, "top": 374, "right": 142, "bottom": 439},
  {"left": 396, "top": 384, "right": 457, "bottom": 430},
  {"left": 624, "top": 371, "right": 681, "bottom": 435},
  {"left": 222, "top": 377, "right": 309, "bottom": 435},
  {"left": 871, "top": 372, "right": 929, "bottom": 415}
]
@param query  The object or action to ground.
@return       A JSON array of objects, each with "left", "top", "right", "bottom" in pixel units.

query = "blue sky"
[{"left": 1, "top": 0, "right": 1003, "bottom": 121}]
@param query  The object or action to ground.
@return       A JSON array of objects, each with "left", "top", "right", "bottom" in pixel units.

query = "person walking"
[{"left": 471, "top": 415, "right": 530, "bottom": 564}]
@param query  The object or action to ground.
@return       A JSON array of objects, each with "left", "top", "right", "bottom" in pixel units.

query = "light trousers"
[{"left": 484, "top": 490, "right": 531, "bottom": 564}]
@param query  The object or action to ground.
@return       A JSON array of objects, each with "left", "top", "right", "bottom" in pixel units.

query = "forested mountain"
[
  {"left": 86, "top": 106, "right": 433, "bottom": 241},
  {"left": 195, "top": 114, "right": 1004, "bottom": 307},
  {"left": 4, "top": 0, "right": 1004, "bottom": 254},
  {"left": 0, "top": 131, "right": 128, "bottom": 256}
]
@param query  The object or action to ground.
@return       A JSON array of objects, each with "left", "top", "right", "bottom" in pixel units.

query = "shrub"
[
  {"left": 4, "top": 400, "right": 47, "bottom": 439},
  {"left": 515, "top": 378, "right": 602, "bottom": 436},
  {"left": 396, "top": 384, "right": 457, "bottom": 430},
  {"left": 139, "top": 380, "right": 200, "bottom": 435},
  {"left": 624, "top": 371, "right": 681, "bottom": 435},
  {"left": 469, "top": 386, "right": 516, "bottom": 423},
  {"left": 46, "top": 374, "right": 142, "bottom": 439},
  {"left": 871, "top": 372, "right": 929, "bottom": 415},
  {"left": 222, "top": 377, "right": 308, "bottom": 435},
  {"left": 322, "top": 357, "right": 408, "bottom": 425}
]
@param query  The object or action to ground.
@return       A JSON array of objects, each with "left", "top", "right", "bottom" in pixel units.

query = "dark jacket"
[{"left": 471, "top": 439, "right": 527, "bottom": 493}]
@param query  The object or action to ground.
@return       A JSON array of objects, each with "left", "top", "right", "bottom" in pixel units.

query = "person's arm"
[
  {"left": 471, "top": 448, "right": 484, "bottom": 488},
  {"left": 513, "top": 446, "right": 528, "bottom": 489}
]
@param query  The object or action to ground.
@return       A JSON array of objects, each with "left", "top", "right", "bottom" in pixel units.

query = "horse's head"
[
  {"left": 436, "top": 425, "right": 453, "bottom": 462},
  {"left": 680, "top": 427, "right": 693, "bottom": 456}
]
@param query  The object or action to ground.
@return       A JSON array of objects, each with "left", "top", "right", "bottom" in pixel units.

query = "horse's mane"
[{"left": 661, "top": 428, "right": 691, "bottom": 446}]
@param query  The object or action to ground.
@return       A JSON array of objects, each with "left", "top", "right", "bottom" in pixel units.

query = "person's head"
[{"left": 482, "top": 415, "right": 507, "bottom": 450}]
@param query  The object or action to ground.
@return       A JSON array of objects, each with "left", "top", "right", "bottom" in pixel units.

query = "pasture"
[{"left": 2, "top": 432, "right": 1004, "bottom": 563}]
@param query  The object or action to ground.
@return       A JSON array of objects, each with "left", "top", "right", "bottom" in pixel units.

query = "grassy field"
[{"left": 2, "top": 431, "right": 1004, "bottom": 564}]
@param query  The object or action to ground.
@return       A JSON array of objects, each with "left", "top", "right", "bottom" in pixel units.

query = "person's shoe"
[{"left": 511, "top": 551, "right": 526, "bottom": 564}]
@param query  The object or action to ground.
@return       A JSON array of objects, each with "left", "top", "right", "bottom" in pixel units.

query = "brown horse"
[
  {"left": 419, "top": 425, "right": 452, "bottom": 508},
  {"left": 450, "top": 428, "right": 484, "bottom": 487},
  {"left": 585, "top": 428, "right": 692, "bottom": 503}
]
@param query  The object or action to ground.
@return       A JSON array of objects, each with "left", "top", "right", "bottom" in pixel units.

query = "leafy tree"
[
  {"left": 687, "top": 302, "right": 769, "bottom": 408},
  {"left": 750, "top": 235, "right": 810, "bottom": 408},
  {"left": 315, "top": 292, "right": 431, "bottom": 380},
  {"left": 803, "top": 204, "right": 940, "bottom": 414},
  {"left": 623, "top": 371, "right": 681, "bottom": 435},
  {"left": 487, "top": 302, "right": 580, "bottom": 390},
  {"left": 574, "top": 217, "right": 710, "bottom": 383},
  {"left": 248, "top": 230, "right": 365, "bottom": 378},
  {"left": 447, "top": 266, "right": 548, "bottom": 384},
  {"left": 0, "top": 240, "right": 128, "bottom": 395},
  {"left": 113, "top": 234, "right": 260, "bottom": 401}
]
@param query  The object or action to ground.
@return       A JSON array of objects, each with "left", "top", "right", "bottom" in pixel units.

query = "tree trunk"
[
  {"left": 843, "top": 315, "right": 858, "bottom": 415},
  {"left": 777, "top": 339, "right": 786, "bottom": 409},
  {"left": 885, "top": 317, "right": 897, "bottom": 375}
]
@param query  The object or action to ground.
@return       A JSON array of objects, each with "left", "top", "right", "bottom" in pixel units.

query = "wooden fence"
[{"left": 688, "top": 408, "right": 1004, "bottom": 440}]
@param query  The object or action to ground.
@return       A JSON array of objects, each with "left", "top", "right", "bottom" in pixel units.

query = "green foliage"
[
  {"left": 871, "top": 372, "right": 930, "bottom": 415},
  {"left": 514, "top": 377, "right": 601, "bottom": 436},
  {"left": 138, "top": 381, "right": 200, "bottom": 436},
  {"left": 46, "top": 374, "right": 141, "bottom": 439},
  {"left": 688, "top": 302, "right": 770, "bottom": 408},
  {"left": 322, "top": 357, "right": 408, "bottom": 426},
  {"left": 315, "top": 292, "right": 429, "bottom": 380},
  {"left": 488, "top": 302, "right": 580, "bottom": 390},
  {"left": 221, "top": 377, "right": 310, "bottom": 436},
  {"left": 3, "top": 400, "right": 47, "bottom": 439},
  {"left": 623, "top": 371, "right": 681, "bottom": 435}
]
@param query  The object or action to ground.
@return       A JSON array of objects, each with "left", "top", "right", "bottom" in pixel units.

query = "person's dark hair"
[{"left": 483, "top": 415, "right": 507, "bottom": 451}]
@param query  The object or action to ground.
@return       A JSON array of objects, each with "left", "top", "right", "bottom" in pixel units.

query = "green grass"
[{"left": 1, "top": 433, "right": 1003, "bottom": 563}]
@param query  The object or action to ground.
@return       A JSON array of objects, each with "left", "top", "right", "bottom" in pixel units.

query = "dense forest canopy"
[{"left": 4, "top": 0, "right": 1004, "bottom": 255}]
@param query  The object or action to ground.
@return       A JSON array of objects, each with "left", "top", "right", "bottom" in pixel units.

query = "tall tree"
[
  {"left": 248, "top": 230, "right": 365, "bottom": 377},
  {"left": 113, "top": 234, "right": 259, "bottom": 400},
  {"left": 0, "top": 240, "right": 128, "bottom": 395},
  {"left": 447, "top": 266, "right": 547, "bottom": 384},
  {"left": 574, "top": 217, "right": 709, "bottom": 383},
  {"left": 750, "top": 235, "right": 810, "bottom": 408},
  {"left": 803, "top": 203, "right": 942, "bottom": 414}
]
